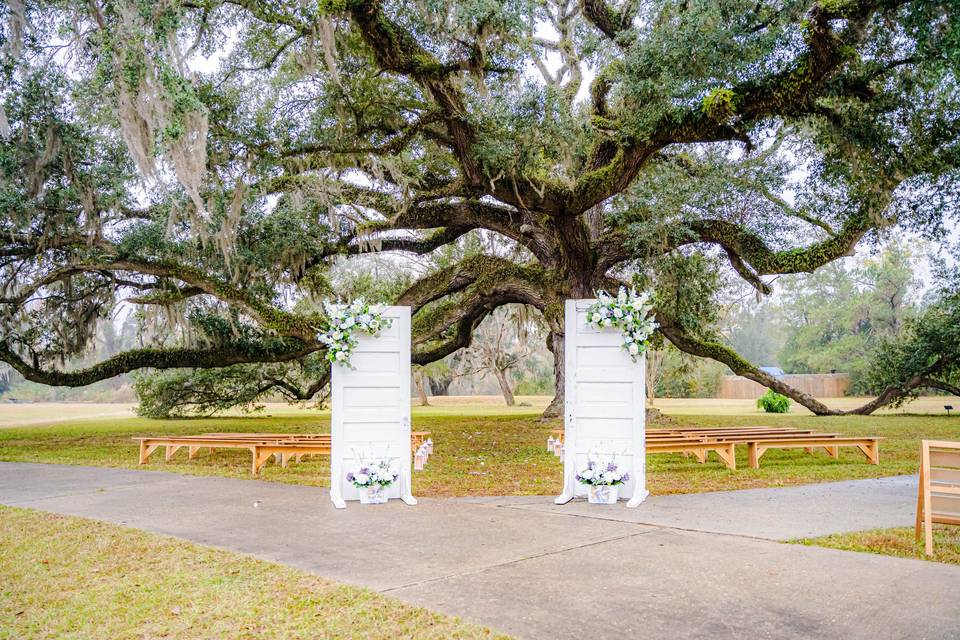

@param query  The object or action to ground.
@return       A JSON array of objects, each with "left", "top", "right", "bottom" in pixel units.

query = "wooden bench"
[
  {"left": 916, "top": 440, "right": 960, "bottom": 555},
  {"left": 199, "top": 431, "right": 430, "bottom": 449},
  {"left": 133, "top": 431, "right": 430, "bottom": 475},
  {"left": 133, "top": 436, "right": 331, "bottom": 475},
  {"left": 647, "top": 439, "right": 738, "bottom": 470},
  {"left": 747, "top": 436, "right": 881, "bottom": 468},
  {"left": 551, "top": 428, "right": 881, "bottom": 470}
]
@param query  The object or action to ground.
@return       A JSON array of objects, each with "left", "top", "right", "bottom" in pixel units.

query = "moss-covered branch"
[
  {"left": 0, "top": 340, "right": 318, "bottom": 388},
  {"left": 572, "top": 0, "right": 889, "bottom": 213}
]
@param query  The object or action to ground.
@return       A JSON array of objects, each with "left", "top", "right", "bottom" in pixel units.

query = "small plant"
[{"left": 758, "top": 389, "right": 791, "bottom": 413}]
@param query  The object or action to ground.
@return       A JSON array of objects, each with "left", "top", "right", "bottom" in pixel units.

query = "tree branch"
[{"left": 0, "top": 340, "right": 317, "bottom": 387}]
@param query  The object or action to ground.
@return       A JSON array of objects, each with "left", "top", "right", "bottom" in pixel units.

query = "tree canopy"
[{"left": 1, "top": 0, "right": 958, "bottom": 417}]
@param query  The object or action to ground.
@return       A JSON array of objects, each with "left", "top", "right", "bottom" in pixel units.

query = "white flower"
[
  {"left": 342, "top": 317, "right": 355, "bottom": 329},
  {"left": 332, "top": 331, "right": 342, "bottom": 340},
  {"left": 355, "top": 473, "right": 369, "bottom": 485},
  {"left": 625, "top": 314, "right": 633, "bottom": 323},
  {"left": 580, "top": 468, "right": 594, "bottom": 480},
  {"left": 591, "top": 312, "right": 602, "bottom": 324},
  {"left": 628, "top": 343, "right": 639, "bottom": 355},
  {"left": 335, "top": 350, "right": 346, "bottom": 361},
  {"left": 613, "top": 307, "right": 623, "bottom": 318},
  {"left": 359, "top": 313, "right": 372, "bottom": 325},
  {"left": 603, "top": 318, "right": 612, "bottom": 327},
  {"left": 369, "top": 319, "right": 380, "bottom": 331}
]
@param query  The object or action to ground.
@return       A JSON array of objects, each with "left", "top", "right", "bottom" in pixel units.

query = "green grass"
[
  {"left": 0, "top": 505, "right": 507, "bottom": 639},
  {"left": 0, "top": 400, "right": 956, "bottom": 496},
  {"left": 793, "top": 526, "right": 960, "bottom": 565}
]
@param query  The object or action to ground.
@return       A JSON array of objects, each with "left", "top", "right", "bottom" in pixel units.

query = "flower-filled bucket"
[
  {"left": 588, "top": 484, "right": 619, "bottom": 504},
  {"left": 346, "top": 459, "right": 398, "bottom": 505},
  {"left": 359, "top": 484, "right": 388, "bottom": 504},
  {"left": 576, "top": 456, "right": 629, "bottom": 505}
]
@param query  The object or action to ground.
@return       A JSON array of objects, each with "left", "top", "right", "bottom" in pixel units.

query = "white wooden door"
[
  {"left": 330, "top": 306, "right": 416, "bottom": 508},
  {"left": 556, "top": 299, "right": 647, "bottom": 507}
]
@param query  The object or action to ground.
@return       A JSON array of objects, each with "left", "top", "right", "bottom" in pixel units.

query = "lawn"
[
  {"left": 793, "top": 526, "right": 960, "bottom": 566},
  {"left": 0, "top": 397, "right": 957, "bottom": 496},
  {"left": 0, "top": 505, "right": 505, "bottom": 640}
]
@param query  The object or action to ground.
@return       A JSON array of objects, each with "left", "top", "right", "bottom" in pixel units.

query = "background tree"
[
  {"left": 775, "top": 244, "right": 919, "bottom": 391},
  {"left": 452, "top": 304, "right": 542, "bottom": 406},
  {"left": 1, "top": 0, "right": 958, "bottom": 418},
  {"left": 859, "top": 255, "right": 960, "bottom": 409}
]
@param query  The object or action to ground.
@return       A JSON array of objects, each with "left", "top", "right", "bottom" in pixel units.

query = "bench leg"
[
  {"left": 825, "top": 445, "right": 839, "bottom": 459},
  {"left": 252, "top": 448, "right": 274, "bottom": 475},
  {"left": 804, "top": 447, "right": 814, "bottom": 454},
  {"left": 857, "top": 442, "right": 879, "bottom": 465},
  {"left": 188, "top": 446, "right": 200, "bottom": 460},
  {"left": 915, "top": 469, "right": 924, "bottom": 544},
  {"left": 714, "top": 443, "right": 736, "bottom": 471},
  {"left": 748, "top": 442, "right": 760, "bottom": 469},
  {"left": 165, "top": 445, "right": 182, "bottom": 462},
  {"left": 139, "top": 442, "right": 160, "bottom": 464},
  {"left": 693, "top": 449, "right": 706, "bottom": 464},
  {"left": 281, "top": 452, "right": 293, "bottom": 468}
]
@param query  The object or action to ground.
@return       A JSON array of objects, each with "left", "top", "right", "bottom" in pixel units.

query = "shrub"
[{"left": 757, "top": 389, "right": 790, "bottom": 413}]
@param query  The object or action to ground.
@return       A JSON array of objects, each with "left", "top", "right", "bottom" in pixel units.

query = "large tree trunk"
[
  {"left": 492, "top": 366, "right": 516, "bottom": 406},
  {"left": 542, "top": 330, "right": 564, "bottom": 419}
]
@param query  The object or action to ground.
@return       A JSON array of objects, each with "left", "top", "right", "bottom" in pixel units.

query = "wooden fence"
[{"left": 718, "top": 374, "right": 851, "bottom": 399}]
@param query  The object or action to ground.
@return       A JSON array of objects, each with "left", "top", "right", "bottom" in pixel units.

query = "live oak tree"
[{"left": 1, "top": 0, "right": 958, "bottom": 417}]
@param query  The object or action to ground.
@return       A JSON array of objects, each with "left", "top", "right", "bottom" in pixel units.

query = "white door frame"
[
  {"left": 329, "top": 305, "right": 416, "bottom": 508},
  {"left": 555, "top": 298, "right": 648, "bottom": 508}
]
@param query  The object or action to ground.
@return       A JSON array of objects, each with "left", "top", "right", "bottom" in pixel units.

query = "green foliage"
[
  {"left": 757, "top": 389, "right": 790, "bottom": 413},
  {"left": 133, "top": 367, "right": 273, "bottom": 418},
  {"left": 861, "top": 259, "right": 960, "bottom": 405},
  {"left": 702, "top": 88, "right": 737, "bottom": 122},
  {"left": 654, "top": 347, "right": 727, "bottom": 399},
  {"left": 2, "top": 0, "right": 959, "bottom": 419},
  {"left": 775, "top": 244, "right": 919, "bottom": 391},
  {"left": 647, "top": 252, "right": 723, "bottom": 340}
]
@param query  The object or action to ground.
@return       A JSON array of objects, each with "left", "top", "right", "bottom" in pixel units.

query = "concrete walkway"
[
  {"left": 473, "top": 474, "right": 919, "bottom": 540},
  {"left": 1, "top": 462, "right": 957, "bottom": 639}
]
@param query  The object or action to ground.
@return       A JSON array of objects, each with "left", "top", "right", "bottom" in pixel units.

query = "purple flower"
[
  {"left": 346, "top": 472, "right": 355, "bottom": 482},
  {"left": 360, "top": 467, "right": 370, "bottom": 474},
  {"left": 606, "top": 462, "right": 618, "bottom": 472},
  {"left": 621, "top": 473, "right": 630, "bottom": 482}
]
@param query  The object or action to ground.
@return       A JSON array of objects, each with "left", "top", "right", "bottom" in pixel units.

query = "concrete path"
[
  {"left": 472, "top": 474, "right": 919, "bottom": 540},
  {"left": 1, "top": 462, "right": 957, "bottom": 640}
]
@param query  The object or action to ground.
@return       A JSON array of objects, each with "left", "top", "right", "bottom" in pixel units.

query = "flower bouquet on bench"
[
  {"left": 576, "top": 457, "right": 629, "bottom": 504},
  {"left": 347, "top": 459, "right": 398, "bottom": 504}
]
